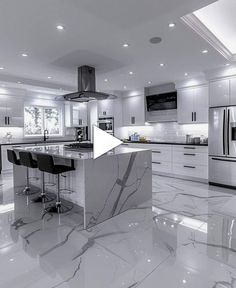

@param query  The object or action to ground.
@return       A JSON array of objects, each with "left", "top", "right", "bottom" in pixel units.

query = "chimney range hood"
[{"left": 64, "top": 66, "right": 117, "bottom": 102}]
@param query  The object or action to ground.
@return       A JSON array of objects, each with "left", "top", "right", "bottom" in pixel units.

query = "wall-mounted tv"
[{"left": 146, "top": 91, "right": 177, "bottom": 112}]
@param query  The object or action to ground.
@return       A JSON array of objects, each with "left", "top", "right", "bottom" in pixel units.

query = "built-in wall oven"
[{"left": 98, "top": 117, "right": 114, "bottom": 135}]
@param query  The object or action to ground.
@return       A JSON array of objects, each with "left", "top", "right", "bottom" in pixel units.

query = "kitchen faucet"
[{"left": 43, "top": 129, "right": 49, "bottom": 142}]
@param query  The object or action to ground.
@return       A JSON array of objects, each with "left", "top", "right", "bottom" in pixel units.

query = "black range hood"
[{"left": 64, "top": 66, "right": 117, "bottom": 102}]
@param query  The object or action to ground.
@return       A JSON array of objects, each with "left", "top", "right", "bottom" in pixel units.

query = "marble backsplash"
[{"left": 116, "top": 122, "right": 208, "bottom": 142}]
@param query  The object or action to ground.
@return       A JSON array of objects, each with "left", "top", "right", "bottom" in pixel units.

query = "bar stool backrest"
[
  {"left": 37, "top": 154, "right": 55, "bottom": 174},
  {"left": 7, "top": 150, "right": 20, "bottom": 165},
  {"left": 19, "top": 151, "right": 37, "bottom": 168}
]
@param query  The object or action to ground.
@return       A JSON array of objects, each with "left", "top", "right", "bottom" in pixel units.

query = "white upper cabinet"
[
  {"left": 230, "top": 78, "right": 236, "bottom": 105},
  {"left": 98, "top": 100, "right": 114, "bottom": 117},
  {"left": 178, "top": 85, "right": 208, "bottom": 124},
  {"left": 65, "top": 102, "right": 88, "bottom": 127},
  {"left": 209, "top": 79, "right": 230, "bottom": 107},
  {"left": 177, "top": 88, "right": 194, "bottom": 124},
  {"left": 0, "top": 97, "right": 24, "bottom": 127},
  {"left": 122, "top": 95, "right": 145, "bottom": 126},
  {"left": 194, "top": 86, "right": 209, "bottom": 123}
]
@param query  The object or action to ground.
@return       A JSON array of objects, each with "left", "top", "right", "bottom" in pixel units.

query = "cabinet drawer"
[
  {"left": 152, "top": 161, "right": 172, "bottom": 174},
  {"left": 172, "top": 145, "right": 208, "bottom": 154},
  {"left": 172, "top": 163, "right": 208, "bottom": 179},
  {"left": 152, "top": 150, "right": 171, "bottom": 162},
  {"left": 173, "top": 151, "right": 208, "bottom": 166}
]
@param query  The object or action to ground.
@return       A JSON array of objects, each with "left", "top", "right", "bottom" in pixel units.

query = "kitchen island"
[{"left": 13, "top": 144, "right": 152, "bottom": 229}]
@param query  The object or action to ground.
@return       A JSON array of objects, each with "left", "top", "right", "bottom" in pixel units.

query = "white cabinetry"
[
  {"left": 122, "top": 95, "right": 145, "bottom": 126},
  {"left": 126, "top": 143, "right": 208, "bottom": 181},
  {"left": 178, "top": 85, "right": 208, "bottom": 124},
  {"left": 209, "top": 79, "right": 230, "bottom": 107},
  {"left": 230, "top": 78, "right": 236, "bottom": 105},
  {"left": 0, "top": 98, "right": 24, "bottom": 127},
  {"left": 98, "top": 100, "right": 114, "bottom": 117},
  {"left": 65, "top": 102, "right": 88, "bottom": 127}
]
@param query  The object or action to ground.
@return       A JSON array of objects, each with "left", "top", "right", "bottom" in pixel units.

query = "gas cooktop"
[{"left": 64, "top": 143, "right": 93, "bottom": 150}]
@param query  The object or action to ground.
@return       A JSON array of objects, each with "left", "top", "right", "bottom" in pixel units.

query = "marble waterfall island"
[{"left": 13, "top": 144, "right": 152, "bottom": 229}]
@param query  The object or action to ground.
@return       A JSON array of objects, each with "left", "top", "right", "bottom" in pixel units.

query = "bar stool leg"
[
  {"left": 31, "top": 172, "right": 54, "bottom": 203},
  {"left": 56, "top": 175, "right": 62, "bottom": 212},
  {"left": 23, "top": 167, "right": 30, "bottom": 194}
]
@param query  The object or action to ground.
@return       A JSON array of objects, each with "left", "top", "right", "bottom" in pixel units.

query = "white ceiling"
[
  {"left": 0, "top": 0, "right": 229, "bottom": 94},
  {"left": 194, "top": 0, "right": 236, "bottom": 55}
]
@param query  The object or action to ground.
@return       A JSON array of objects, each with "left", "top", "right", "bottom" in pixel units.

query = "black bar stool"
[
  {"left": 18, "top": 151, "right": 39, "bottom": 195},
  {"left": 36, "top": 154, "right": 75, "bottom": 213},
  {"left": 7, "top": 149, "right": 21, "bottom": 166},
  {"left": 19, "top": 151, "right": 52, "bottom": 201}
]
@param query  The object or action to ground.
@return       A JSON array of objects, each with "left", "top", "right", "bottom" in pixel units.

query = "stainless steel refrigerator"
[{"left": 209, "top": 106, "right": 236, "bottom": 187}]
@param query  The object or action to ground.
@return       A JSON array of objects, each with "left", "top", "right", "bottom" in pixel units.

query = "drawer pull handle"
[
  {"left": 153, "top": 161, "right": 161, "bottom": 164},
  {"left": 153, "top": 151, "right": 161, "bottom": 154},
  {"left": 184, "top": 153, "right": 196, "bottom": 156},
  {"left": 184, "top": 147, "right": 196, "bottom": 150},
  {"left": 184, "top": 165, "right": 196, "bottom": 169}
]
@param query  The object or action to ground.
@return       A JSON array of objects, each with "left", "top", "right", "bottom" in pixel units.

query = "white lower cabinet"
[{"left": 127, "top": 143, "right": 208, "bottom": 181}]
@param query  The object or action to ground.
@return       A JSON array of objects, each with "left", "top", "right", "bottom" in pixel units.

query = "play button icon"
[{"left": 93, "top": 125, "right": 123, "bottom": 159}]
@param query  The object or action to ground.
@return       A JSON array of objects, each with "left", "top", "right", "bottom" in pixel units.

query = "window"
[{"left": 24, "top": 106, "right": 62, "bottom": 136}]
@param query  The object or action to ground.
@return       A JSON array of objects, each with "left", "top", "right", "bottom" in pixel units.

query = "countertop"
[
  {"left": 0, "top": 139, "right": 75, "bottom": 146},
  {"left": 14, "top": 144, "right": 150, "bottom": 160},
  {"left": 124, "top": 140, "right": 208, "bottom": 146}
]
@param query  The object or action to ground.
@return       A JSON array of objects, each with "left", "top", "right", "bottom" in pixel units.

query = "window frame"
[{"left": 24, "top": 105, "right": 63, "bottom": 138}]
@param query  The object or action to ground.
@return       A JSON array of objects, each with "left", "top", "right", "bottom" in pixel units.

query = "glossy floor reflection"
[{"left": 1, "top": 172, "right": 236, "bottom": 287}]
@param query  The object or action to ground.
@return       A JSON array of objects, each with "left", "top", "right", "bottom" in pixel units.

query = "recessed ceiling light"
[
  {"left": 0, "top": 67, "right": 4, "bottom": 70},
  {"left": 148, "top": 81, "right": 152, "bottom": 84},
  {"left": 129, "top": 71, "right": 133, "bottom": 75},
  {"left": 17, "top": 81, "right": 22, "bottom": 84},
  {"left": 160, "top": 63, "right": 165, "bottom": 67},
  {"left": 21, "top": 53, "right": 28, "bottom": 57},
  {"left": 47, "top": 76, "right": 52, "bottom": 79},
  {"left": 124, "top": 85, "right": 127, "bottom": 89},
  {"left": 123, "top": 43, "right": 129, "bottom": 48},
  {"left": 225, "top": 63, "right": 230, "bottom": 66},
  {"left": 168, "top": 23, "right": 176, "bottom": 28},
  {"left": 56, "top": 25, "right": 65, "bottom": 30},
  {"left": 202, "top": 49, "right": 208, "bottom": 54},
  {"left": 104, "top": 78, "right": 108, "bottom": 82},
  {"left": 184, "top": 73, "right": 188, "bottom": 76}
]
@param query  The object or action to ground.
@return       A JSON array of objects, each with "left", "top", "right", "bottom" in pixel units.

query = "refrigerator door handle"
[
  {"left": 223, "top": 109, "right": 226, "bottom": 155},
  {"left": 227, "top": 109, "right": 230, "bottom": 155}
]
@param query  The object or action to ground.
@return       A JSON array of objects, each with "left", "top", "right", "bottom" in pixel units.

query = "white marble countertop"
[{"left": 14, "top": 144, "right": 150, "bottom": 160}]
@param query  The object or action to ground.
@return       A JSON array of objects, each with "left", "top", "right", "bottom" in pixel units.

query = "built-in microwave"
[
  {"left": 98, "top": 117, "right": 114, "bottom": 135},
  {"left": 146, "top": 91, "right": 177, "bottom": 112}
]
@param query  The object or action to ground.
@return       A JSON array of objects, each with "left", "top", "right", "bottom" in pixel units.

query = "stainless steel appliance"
[
  {"left": 63, "top": 66, "right": 117, "bottom": 102},
  {"left": 98, "top": 117, "right": 114, "bottom": 135},
  {"left": 75, "top": 126, "right": 88, "bottom": 142},
  {"left": 209, "top": 106, "right": 236, "bottom": 187}
]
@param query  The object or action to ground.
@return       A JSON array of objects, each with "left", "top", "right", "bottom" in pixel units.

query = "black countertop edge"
[
  {"left": 124, "top": 140, "right": 208, "bottom": 146},
  {"left": 0, "top": 139, "right": 75, "bottom": 146}
]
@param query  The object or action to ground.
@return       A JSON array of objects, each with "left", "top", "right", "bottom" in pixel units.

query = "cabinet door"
[
  {"left": 98, "top": 100, "right": 114, "bottom": 117},
  {"left": 209, "top": 79, "right": 230, "bottom": 107},
  {"left": 78, "top": 103, "right": 88, "bottom": 126},
  {"left": 122, "top": 96, "right": 145, "bottom": 126},
  {"left": 177, "top": 88, "right": 194, "bottom": 124},
  {"left": 0, "top": 99, "right": 7, "bottom": 127},
  {"left": 1, "top": 145, "right": 13, "bottom": 171},
  {"left": 230, "top": 78, "right": 236, "bottom": 105},
  {"left": 194, "top": 86, "right": 208, "bottom": 123}
]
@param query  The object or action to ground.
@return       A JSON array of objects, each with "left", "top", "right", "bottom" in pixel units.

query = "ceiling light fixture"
[
  {"left": 202, "top": 49, "right": 208, "bottom": 54},
  {"left": 148, "top": 81, "right": 152, "bottom": 84},
  {"left": 149, "top": 37, "right": 162, "bottom": 44},
  {"left": 123, "top": 85, "right": 127, "bottom": 89},
  {"left": 225, "top": 63, "right": 230, "bottom": 66},
  {"left": 160, "top": 63, "right": 165, "bottom": 67},
  {"left": 123, "top": 43, "right": 129, "bottom": 48},
  {"left": 129, "top": 71, "right": 133, "bottom": 75},
  {"left": 56, "top": 25, "right": 65, "bottom": 30},
  {"left": 104, "top": 78, "right": 108, "bottom": 82},
  {"left": 21, "top": 53, "right": 28, "bottom": 57},
  {"left": 0, "top": 67, "right": 4, "bottom": 70},
  {"left": 168, "top": 23, "right": 176, "bottom": 28},
  {"left": 184, "top": 73, "right": 188, "bottom": 76},
  {"left": 17, "top": 81, "right": 22, "bottom": 84},
  {"left": 47, "top": 76, "right": 52, "bottom": 79}
]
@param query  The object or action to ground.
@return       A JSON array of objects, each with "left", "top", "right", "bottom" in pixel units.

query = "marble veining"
[{"left": 2, "top": 172, "right": 236, "bottom": 287}]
